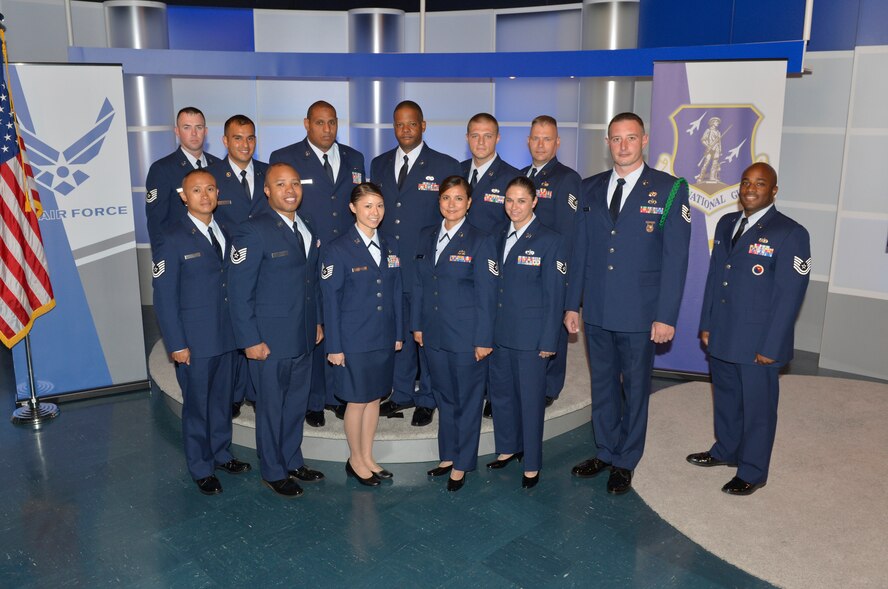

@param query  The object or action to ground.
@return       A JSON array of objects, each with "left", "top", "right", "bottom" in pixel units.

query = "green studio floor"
[{"left": 2, "top": 311, "right": 872, "bottom": 588}]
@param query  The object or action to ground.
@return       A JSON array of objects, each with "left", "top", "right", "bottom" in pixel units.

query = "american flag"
[{"left": 0, "top": 32, "right": 55, "bottom": 348}]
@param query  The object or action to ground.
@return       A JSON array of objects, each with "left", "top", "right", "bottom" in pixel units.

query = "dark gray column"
[
  {"left": 577, "top": 0, "right": 639, "bottom": 176},
  {"left": 348, "top": 9, "right": 404, "bottom": 163}
]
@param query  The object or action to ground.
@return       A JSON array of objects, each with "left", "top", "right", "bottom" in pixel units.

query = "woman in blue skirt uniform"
[
  {"left": 412, "top": 176, "right": 498, "bottom": 492},
  {"left": 487, "top": 176, "right": 567, "bottom": 488},
  {"left": 320, "top": 182, "right": 403, "bottom": 486}
]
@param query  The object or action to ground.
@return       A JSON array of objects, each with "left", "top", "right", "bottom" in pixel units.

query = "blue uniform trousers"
[
  {"left": 250, "top": 353, "right": 312, "bottom": 481},
  {"left": 389, "top": 294, "right": 434, "bottom": 409},
  {"left": 585, "top": 325, "right": 654, "bottom": 471},
  {"left": 176, "top": 352, "right": 235, "bottom": 480},
  {"left": 545, "top": 327, "right": 568, "bottom": 399},
  {"left": 426, "top": 347, "right": 487, "bottom": 472},
  {"left": 489, "top": 347, "right": 547, "bottom": 471},
  {"left": 233, "top": 351, "right": 255, "bottom": 405},
  {"left": 709, "top": 356, "right": 780, "bottom": 485}
]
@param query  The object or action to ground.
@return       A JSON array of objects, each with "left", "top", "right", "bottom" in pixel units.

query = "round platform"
[{"left": 149, "top": 337, "right": 592, "bottom": 463}]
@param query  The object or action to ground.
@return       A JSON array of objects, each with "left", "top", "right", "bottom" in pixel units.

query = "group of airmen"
[{"left": 149, "top": 99, "right": 810, "bottom": 498}]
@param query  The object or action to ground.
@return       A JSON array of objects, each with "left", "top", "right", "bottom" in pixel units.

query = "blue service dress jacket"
[
  {"left": 228, "top": 208, "right": 321, "bottom": 359},
  {"left": 152, "top": 216, "right": 235, "bottom": 358},
  {"left": 206, "top": 158, "right": 270, "bottom": 228},
  {"left": 269, "top": 138, "right": 366, "bottom": 244},
  {"left": 566, "top": 164, "right": 691, "bottom": 332},
  {"left": 411, "top": 221, "right": 498, "bottom": 352},
  {"left": 146, "top": 148, "right": 219, "bottom": 250},
  {"left": 493, "top": 218, "right": 567, "bottom": 352},
  {"left": 520, "top": 157, "right": 581, "bottom": 239},
  {"left": 700, "top": 207, "right": 811, "bottom": 365},
  {"left": 461, "top": 156, "right": 521, "bottom": 234}
]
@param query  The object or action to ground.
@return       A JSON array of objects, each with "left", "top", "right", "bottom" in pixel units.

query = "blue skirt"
[{"left": 334, "top": 348, "right": 394, "bottom": 404}]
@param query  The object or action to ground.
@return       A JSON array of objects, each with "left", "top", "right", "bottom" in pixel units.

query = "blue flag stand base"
[{"left": 10, "top": 336, "right": 59, "bottom": 426}]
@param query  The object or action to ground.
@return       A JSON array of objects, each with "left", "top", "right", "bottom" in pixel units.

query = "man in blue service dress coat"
[
  {"left": 270, "top": 101, "right": 366, "bottom": 427},
  {"left": 565, "top": 112, "right": 691, "bottom": 495},
  {"left": 521, "top": 115, "right": 582, "bottom": 406},
  {"left": 688, "top": 162, "right": 810, "bottom": 496},
  {"left": 372, "top": 100, "right": 461, "bottom": 427},
  {"left": 152, "top": 169, "right": 251, "bottom": 496},
  {"left": 462, "top": 113, "right": 521, "bottom": 234},
  {"left": 207, "top": 114, "right": 269, "bottom": 419},
  {"left": 228, "top": 163, "right": 326, "bottom": 498},
  {"left": 146, "top": 107, "right": 219, "bottom": 252}
]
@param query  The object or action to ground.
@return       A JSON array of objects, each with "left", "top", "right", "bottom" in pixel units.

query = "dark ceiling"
[{"left": 78, "top": 1, "right": 574, "bottom": 11}]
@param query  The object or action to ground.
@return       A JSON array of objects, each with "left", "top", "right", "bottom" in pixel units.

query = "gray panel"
[
  {"left": 850, "top": 51, "right": 888, "bottom": 129},
  {"left": 137, "top": 246, "right": 154, "bottom": 305},
  {"left": 794, "top": 279, "right": 826, "bottom": 354},
  {"left": 820, "top": 292, "right": 888, "bottom": 380},
  {"left": 783, "top": 53, "right": 853, "bottom": 128},
  {"left": 258, "top": 124, "right": 308, "bottom": 161},
  {"left": 105, "top": 1, "right": 168, "bottom": 49},
  {"left": 350, "top": 127, "right": 396, "bottom": 164},
  {"left": 256, "top": 80, "right": 349, "bottom": 123},
  {"left": 633, "top": 79, "right": 653, "bottom": 126},
  {"left": 71, "top": 0, "right": 107, "bottom": 48},
  {"left": 128, "top": 129, "right": 176, "bottom": 186},
  {"left": 582, "top": 1, "right": 639, "bottom": 50},
  {"left": 831, "top": 217, "right": 888, "bottom": 293},
  {"left": 402, "top": 82, "right": 493, "bottom": 122},
  {"left": 778, "top": 132, "right": 845, "bottom": 206},
  {"left": 576, "top": 127, "right": 609, "bottom": 177},
  {"left": 124, "top": 75, "right": 173, "bottom": 127},
  {"left": 774, "top": 205, "right": 837, "bottom": 275},
  {"left": 496, "top": 9, "right": 582, "bottom": 52},
  {"left": 495, "top": 78, "right": 580, "bottom": 123},
  {"left": 171, "top": 78, "right": 258, "bottom": 128},
  {"left": 840, "top": 134, "right": 888, "bottom": 214},
  {"left": 254, "top": 10, "right": 349, "bottom": 53},
  {"left": 425, "top": 12, "right": 495, "bottom": 53},
  {"left": 421, "top": 124, "right": 472, "bottom": 163},
  {"left": 78, "top": 248, "right": 148, "bottom": 383},
  {"left": 578, "top": 78, "right": 635, "bottom": 125},
  {"left": 1, "top": 0, "right": 69, "bottom": 62}
]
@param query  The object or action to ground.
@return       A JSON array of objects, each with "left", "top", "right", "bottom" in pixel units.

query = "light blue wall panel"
[
  {"left": 495, "top": 9, "right": 581, "bottom": 52},
  {"left": 778, "top": 132, "right": 846, "bottom": 207},
  {"left": 253, "top": 9, "right": 349, "bottom": 53},
  {"left": 831, "top": 217, "right": 888, "bottom": 293},
  {"left": 497, "top": 125, "right": 578, "bottom": 172},
  {"left": 840, "top": 134, "right": 888, "bottom": 214},
  {"left": 775, "top": 205, "right": 837, "bottom": 276},
  {"left": 403, "top": 81, "right": 494, "bottom": 122},
  {"left": 253, "top": 125, "right": 303, "bottom": 162},
  {"left": 172, "top": 78, "right": 259, "bottom": 128},
  {"left": 425, "top": 11, "right": 496, "bottom": 53},
  {"left": 494, "top": 78, "right": 580, "bottom": 124},
  {"left": 784, "top": 53, "right": 853, "bottom": 128},
  {"left": 849, "top": 50, "right": 888, "bottom": 129},
  {"left": 421, "top": 124, "right": 473, "bottom": 163}
]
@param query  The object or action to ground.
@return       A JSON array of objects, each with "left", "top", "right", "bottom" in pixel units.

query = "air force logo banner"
[{"left": 9, "top": 63, "right": 147, "bottom": 400}]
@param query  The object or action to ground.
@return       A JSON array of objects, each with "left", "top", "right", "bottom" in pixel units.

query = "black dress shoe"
[
  {"left": 411, "top": 406, "right": 435, "bottom": 427},
  {"left": 216, "top": 459, "right": 251, "bottom": 474},
  {"left": 232, "top": 402, "right": 242, "bottom": 419},
  {"left": 288, "top": 466, "right": 325, "bottom": 482},
  {"left": 482, "top": 400, "right": 493, "bottom": 419},
  {"left": 196, "top": 475, "right": 222, "bottom": 495},
  {"left": 571, "top": 457, "right": 611, "bottom": 478},
  {"left": 545, "top": 396, "right": 555, "bottom": 407},
  {"left": 263, "top": 478, "right": 304, "bottom": 497},
  {"left": 607, "top": 467, "right": 633, "bottom": 495},
  {"left": 334, "top": 404, "right": 346, "bottom": 419},
  {"left": 486, "top": 452, "right": 524, "bottom": 469},
  {"left": 427, "top": 464, "right": 453, "bottom": 477},
  {"left": 722, "top": 476, "right": 766, "bottom": 496},
  {"left": 305, "top": 410, "right": 325, "bottom": 428},
  {"left": 372, "top": 468, "right": 393, "bottom": 480},
  {"left": 686, "top": 451, "right": 736, "bottom": 467},
  {"left": 345, "top": 460, "right": 381, "bottom": 487},
  {"left": 380, "top": 400, "right": 414, "bottom": 418},
  {"left": 521, "top": 473, "right": 540, "bottom": 489},
  {"left": 447, "top": 475, "right": 465, "bottom": 492}
]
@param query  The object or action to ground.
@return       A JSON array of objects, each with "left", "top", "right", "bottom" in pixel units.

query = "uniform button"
[
  {"left": 433, "top": 291, "right": 438, "bottom": 296},
  {"left": 611, "top": 230, "right": 617, "bottom": 235},
  {"left": 222, "top": 283, "right": 226, "bottom": 287},
  {"left": 224, "top": 297, "right": 228, "bottom": 302},
  {"left": 722, "top": 281, "right": 728, "bottom": 286},
  {"left": 607, "top": 265, "right": 614, "bottom": 270},
  {"left": 376, "top": 278, "right": 382, "bottom": 284},
  {"left": 331, "top": 195, "right": 336, "bottom": 200},
  {"left": 609, "top": 248, "right": 615, "bottom": 253},
  {"left": 499, "top": 288, "right": 503, "bottom": 293},
  {"left": 433, "top": 306, "right": 438, "bottom": 311},
  {"left": 332, "top": 212, "right": 337, "bottom": 217},
  {"left": 376, "top": 292, "right": 382, "bottom": 298},
  {"left": 377, "top": 305, "right": 383, "bottom": 311},
  {"left": 333, "top": 229, "right": 339, "bottom": 234},
  {"left": 396, "top": 202, "right": 402, "bottom": 207},
  {"left": 725, "top": 264, "right": 731, "bottom": 269},
  {"left": 395, "top": 219, "right": 400, "bottom": 224},
  {"left": 720, "top": 299, "right": 726, "bottom": 303},
  {"left": 498, "top": 303, "right": 502, "bottom": 308},
  {"left": 395, "top": 235, "right": 400, "bottom": 240}
]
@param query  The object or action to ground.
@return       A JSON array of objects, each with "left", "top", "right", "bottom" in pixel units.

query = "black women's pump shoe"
[
  {"left": 345, "top": 460, "right": 381, "bottom": 487},
  {"left": 521, "top": 473, "right": 540, "bottom": 489},
  {"left": 486, "top": 452, "right": 524, "bottom": 469}
]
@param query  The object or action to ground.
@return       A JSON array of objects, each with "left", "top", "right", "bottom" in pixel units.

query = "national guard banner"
[
  {"left": 9, "top": 64, "right": 147, "bottom": 399},
  {"left": 649, "top": 61, "right": 787, "bottom": 374}
]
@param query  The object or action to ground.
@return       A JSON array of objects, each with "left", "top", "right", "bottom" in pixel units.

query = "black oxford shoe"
[
  {"left": 571, "top": 457, "right": 611, "bottom": 478},
  {"left": 486, "top": 452, "right": 524, "bottom": 469},
  {"left": 288, "top": 466, "right": 325, "bottom": 482},
  {"left": 411, "top": 406, "right": 435, "bottom": 427},
  {"left": 216, "top": 459, "right": 251, "bottom": 474},
  {"left": 380, "top": 400, "right": 414, "bottom": 418},
  {"left": 521, "top": 473, "right": 540, "bottom": 489},
  {"left": 427, "top": 464, "right": 453, "bottom": 477},
  {"left": 686, "top": 451, "right": 736, "bottom": 467},
  {"left": 607, "top": 468, "right": 633, "bottom": 495},
  {"left": 482, "top": 400, "right": 493, "bottom": 419},
  {"left": 305, "top": 410, "right": 325, "bottom": 428},
  {"left": 722, "top": 476, "right": 766, "bottom": 496},
  {"left": 196, "top": 475, "right": 222, "bottom": 495},
  {"left": 263, "top": 478, "right": 304, "bottom": 497},
  {"left": 232, "top": 402, "right": 242, "bottom": 419},
  {"left": 545, "top": 396, "right": 555, "bottom": 407}
]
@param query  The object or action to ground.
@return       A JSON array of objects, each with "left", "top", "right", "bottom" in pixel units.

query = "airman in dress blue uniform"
[
  {"left": 521, "top": 116, "right": 581, "bottom": 405},
  {"left": 413, "top": 176, "right": 497, "bottom": 492},
  {"left": 487, "top": 176, "right": 567, "bottom": 489},
  {"left": 270, "top": 101, "right": 367, "bottom": 426},
  {"left": 206, "top": 114, "right": 268, "bottom": 418},
  {"left": 146, "top": 107, "right": 219, "bottom": 252},
  {"left": 566, "top": 113, "right": 691, "bottom": 495},
  {"left": 228, "top": 163, "right": 325, "bottom": 498},
  {"left": 461, "top": 113, "right": 521, "bottom": 234},
  {"left": 152, "top": 169, "right": 251, "bottom": 496},
  {"left": 688, "top": 163, "right": 811, "bottom": 496},
  {"left": 371, "top": 100, "right": 461, "bottom": 427}
]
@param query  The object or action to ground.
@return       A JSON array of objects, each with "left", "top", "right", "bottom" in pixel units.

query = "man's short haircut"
[
  {"left": 223, "top": 114, "right": 255, "bottom": 134},
  {"left": 177, "top": 106, "right": 205, "bottom": 122},
  {"left": 467, "top": 112, "right": 499, "bottom": 134},
  {"left": 530, "top": 115, "right": 558, "bottom": 129},
  {"left": 181, "top": 168, "right": 215, "bottom": 186},
  {"left": 394, "top": 100, "right": 424, "bottom": 121},
  {"left": 607, "top": 112, "right": 646, "bottom": 136},
  {"left": 306, "top": 100, "right": 337, "bottom": 120}
]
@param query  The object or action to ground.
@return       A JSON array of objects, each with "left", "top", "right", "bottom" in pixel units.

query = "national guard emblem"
[
  {"left": 146, "top": 188, "right": 158, "bottom": 203},
  {"left": 793, "top": 256, "right": 811, "bottom": 275},
  {"left": 645, "top": 221, "right": 655, "bottom": 233},
  {"left": 321, "top": 264, "right": 334, "bottom": 280},
  {"left": 231, "top": 247, "right": 247, "bottom": 264},
  {"left": 488, "top": 259, "right": 499, "bottom": 276},
  {"left": 556, "top": 260, "right": 567, "bottom": 275},
  {"left": 752, "top": 264, "right": 764, "bottom": 276},
  {"left": 152, "top": 260, "right": 165, "bottom": 278}
]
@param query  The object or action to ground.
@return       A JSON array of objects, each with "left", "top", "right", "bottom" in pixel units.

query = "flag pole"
[{"left": 0, "top": 13, "right": 59, "bottom": 426}]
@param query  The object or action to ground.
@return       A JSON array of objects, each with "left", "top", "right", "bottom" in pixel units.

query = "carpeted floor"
[{"left": 635, "top": 375, "right": 888, "bottom": 589}]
